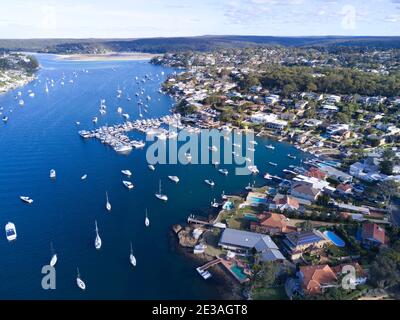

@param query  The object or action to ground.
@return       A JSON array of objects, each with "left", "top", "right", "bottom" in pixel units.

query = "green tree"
[
  {"left": 300, "top": 220, "right": 313, "bottom": 232},
  {"left": 369, "top": 243, "right": 400, "bottom": 289}
]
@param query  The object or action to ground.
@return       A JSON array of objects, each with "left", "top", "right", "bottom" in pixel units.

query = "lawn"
[{"left": 251, "top": 285, "right": 288, "bottom": 300}]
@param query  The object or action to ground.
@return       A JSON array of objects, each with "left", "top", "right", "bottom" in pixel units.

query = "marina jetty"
[{"left": 78, "top": 114, "right": 182, "bottom": 154}]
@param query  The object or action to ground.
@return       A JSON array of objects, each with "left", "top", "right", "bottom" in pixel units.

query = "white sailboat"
[
  {"left": 95, "top": 220, "right": 102, "bottom": 250},
  {"left": 50, "top": 242, "right": 57, "bottom": 267},
  {"left": 76, "top": 268, "right": 86, "bottom": 290},
  {"left": 105, "top": 191, "right": 111, "bottom": 212},
  {"left": 130, "top": 242, "right": 137, "bottom": 267},
  {"left": 145, "top": 209, "right": 150, "bottom": 227},
  {"left": 155, "top": 180, "right": 168, "bottom": 201}
]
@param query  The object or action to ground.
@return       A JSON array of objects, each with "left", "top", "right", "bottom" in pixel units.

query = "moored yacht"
[
  {"left": 105, "top": 191, "right": 111, "bottom": 212},
  {"left": 218, "top": 169, "right": 228, "bottom": 176},
  {"left": 148, "top": 164, "right": 155, "bottom": 171},
  {"left": 130, "top": 242, "right": 136, "bottom": 267},
  {"left": 50, "top": 242, "right": 57, "bottom": 267},
  {"left": 155, "top": 180, "right": 168, "bottom": 201},
  {"left": 76, "top": 268, "right": 86, "bottom": 290},
  {"left": 145, "top": 209, "right": 150, "bottom": 227},
  {"left": 95, "top": 220, "right": 102, "bottom": 250}
]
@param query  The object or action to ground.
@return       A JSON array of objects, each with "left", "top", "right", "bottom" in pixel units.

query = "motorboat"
[
  {"left": 264, "top": 173, "right": 273, "bottom": 180},
  {"left": 268, "top": 162, "right": 278, "bottom": 166},
  {"left": 148, "top": 164, "right": 155, "bottom": 171},
  {"left": 218, "top": 169, "right": 228, "bottom": 176},
  {"left": 121, "top": 170, "right": 132, "bottom": 177},
  {"left": 168, "top": 176, "right": 180, "bottom": 183},
  {"left": 123, "top": 181, "right": 134, "bottom": 190},
  {"left": 204, "top": 179, "right": 215, "bottom": 187},
  {"left": 265, "top": 144, "right": 275, "bottom": 150},
  {"left": 81, "top": 174, "right": 88, "bottom": 180},
  {"left": 248, "top": 165, "right": 259, "bottom": 174},
  {"left": 20, "top": 196, "right": 33, "bottom": 204},
  {"left": 114, "top": 144, "right": 132, "bottom": 154},
  {"left": 5, "top": 222, "right": 17, "bottom": 241},
  {"left": 50, "top": 169, "right": 56, "bottom": 179}
]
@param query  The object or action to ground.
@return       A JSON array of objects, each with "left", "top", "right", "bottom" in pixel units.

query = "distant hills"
[{"left": 1, "top": 35, "right": 400, "bottom": 54}]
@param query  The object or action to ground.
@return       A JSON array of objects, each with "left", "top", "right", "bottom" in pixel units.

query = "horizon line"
[{"left": 1, "top": 34, "right": 400, "bottom": 41}]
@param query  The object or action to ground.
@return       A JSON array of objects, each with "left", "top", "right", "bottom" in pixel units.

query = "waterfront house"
[
  {"left": 291, "top": 183, "right": 321, "bottom": 202},
  {"left": 218, "top": 228, "right": 285, "bottom": 262},
  {"left": 317, "top": 165, "right": 353, "bottom": 184},
  {"left": 250, "top": 212, "right": 296, "bottom": 235},
  {"left": 271, "top": 195, "right": 300, "bottom": 212},
  {"left": 336, "top": 183, "right": 352, "bottom": 195},
  {"left": 245, "top": 192, "right": 268, "bottom": 207},
  {"left": 298, "top": 265, "right": 337, "bottom": 295},
  {"left": 305, "top": 167, "right": 327, "bottom": 180},
  {"left": 361, "top": 223, "right": 386, "bottom": 248},
  {"left": 283, "top": 230, "right": 330, "bottom": 261}
]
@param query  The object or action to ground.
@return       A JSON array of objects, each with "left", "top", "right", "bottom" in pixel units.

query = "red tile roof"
[
  {"left": 275, "top": 195, "right": 300, "bottom": 209},
  {"left": 305, "top": 167, "right": 327, "bottom": 180},
  {"left": 361, "top": 223, "right": 386, "bottom": 245},
  {"left": 300, "top": 265, "right": 337, "bottom": 295}
]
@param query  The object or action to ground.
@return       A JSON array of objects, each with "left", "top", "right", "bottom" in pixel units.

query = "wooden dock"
[{"left": 197, "top": 258, "right": 222, "bottom": 271}]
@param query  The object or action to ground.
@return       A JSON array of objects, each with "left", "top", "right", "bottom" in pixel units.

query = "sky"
[{"left": 0, "top": 0, "right": 399, "bottom": 38}]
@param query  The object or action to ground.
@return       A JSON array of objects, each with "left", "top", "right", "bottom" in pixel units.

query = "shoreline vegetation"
[
  {"left": 0, "top": 53, "right": 39, "bottom": 94},
  {"left": 56, "top": 52, "right": 161, "bottom": 62}
]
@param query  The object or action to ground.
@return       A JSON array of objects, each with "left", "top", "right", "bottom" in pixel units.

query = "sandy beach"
[{"left": 57, "top": 52, "right": 161, "bottom": 62}]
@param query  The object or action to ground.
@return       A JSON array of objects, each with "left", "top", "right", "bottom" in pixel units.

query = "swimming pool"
[
  {"left": 324, "top": 231, "right": 346, "bottom": 247},
  {"left": 231, "top": 265, "right": 248, "bottom": 281}
]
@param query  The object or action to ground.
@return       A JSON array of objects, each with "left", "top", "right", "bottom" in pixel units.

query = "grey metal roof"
[
  {"left": 261, "top": 249, "right": 286, "bottom": 262},
  {"left": 219, "top": 228, "right": 279, "bottom": 252}
]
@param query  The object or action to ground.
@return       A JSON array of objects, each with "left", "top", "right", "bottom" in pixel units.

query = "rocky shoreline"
[{"left": 171, "top": 224, "right": 246, "bottom": 300}]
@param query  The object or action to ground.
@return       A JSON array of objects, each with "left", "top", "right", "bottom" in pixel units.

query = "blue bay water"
[{"left": 0, "top": 54, "right": 306, "bottom": 299}]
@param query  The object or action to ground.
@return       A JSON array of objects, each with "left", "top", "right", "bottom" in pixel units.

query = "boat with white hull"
[{"left": 5, "top": 222, "right": 17, "bottom": 241}]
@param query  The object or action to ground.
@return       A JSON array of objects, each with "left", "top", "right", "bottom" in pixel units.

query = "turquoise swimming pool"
[
  {"left": 231, "top": 265, "right": 248, "bottom": 281},
  {"left": 324, "top": 231, "right": 345, "bottom": 247}
]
